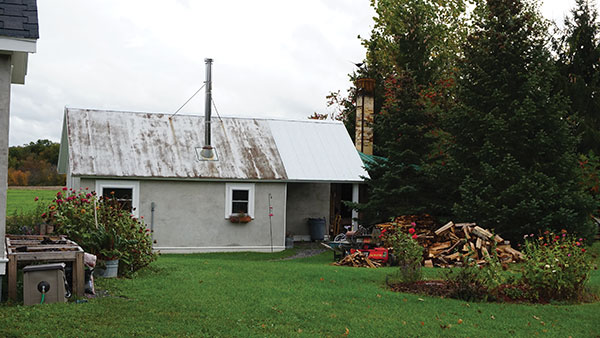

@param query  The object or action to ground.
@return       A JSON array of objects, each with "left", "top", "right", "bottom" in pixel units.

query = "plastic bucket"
[
  {"left": 99, "top": 259, "right": 119, "bottom": 278},
  {"left": 307, "top": 217, "right": 326, "bottom": 241},
  {"left": 285, "top": 237, "right": 294, "bottom": 249}
]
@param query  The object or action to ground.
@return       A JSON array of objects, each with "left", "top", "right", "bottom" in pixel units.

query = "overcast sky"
[{"left": 9, "top": 0, "right": 584, "bottom": 146}]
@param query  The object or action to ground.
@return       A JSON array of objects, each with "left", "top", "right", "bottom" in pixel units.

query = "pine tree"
[
  {"left": 557, "top": 0, "right": 600, "bottom": 155},
  {"left": 447, "top": 0, "right": 595, "bottom": 241},
  {"left": 353, "top": 0, "right": 466, "bottom": 223}
]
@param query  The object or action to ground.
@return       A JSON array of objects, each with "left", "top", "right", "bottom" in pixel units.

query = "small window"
[
  {"left": 231, "top": 189, "right": 249, "bottom": 214},
  {"left": 225, "top": 183, "right": 255, "bottom": 218},
  {"left": 102, "top": 187, "right": 133, "bottom": 212},
  {"left": 96, "top": 180, "right": 140, "bottom": 217}
]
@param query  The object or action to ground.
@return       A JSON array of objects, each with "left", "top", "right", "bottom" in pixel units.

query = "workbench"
[{"left": 6, "top": 235, "right": 84, "bottom": 301}]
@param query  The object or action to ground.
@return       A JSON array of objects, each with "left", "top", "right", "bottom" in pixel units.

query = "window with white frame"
[
  {"left": 225, "top": 183, "right": 255, "bottom": 218},
  {"left": 96, "top": 180, "right": 140, "bottom": 217}
]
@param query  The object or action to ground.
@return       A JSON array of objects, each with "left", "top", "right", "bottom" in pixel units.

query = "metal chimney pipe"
[{"left": 201, "top": 58, "right": 215, "bottom": 159}]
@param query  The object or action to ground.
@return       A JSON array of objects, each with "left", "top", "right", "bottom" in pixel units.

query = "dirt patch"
[
  {"left": 388, "top": 280, "right": 456, "bottom": 298},
  {"left": 280, "top": 242, "right": 327, "bottom": 260}
]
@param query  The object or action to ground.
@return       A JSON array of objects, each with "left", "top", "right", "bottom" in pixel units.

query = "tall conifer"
[{"left": 448, "top": 0, "right": 595, "bottom": 240}]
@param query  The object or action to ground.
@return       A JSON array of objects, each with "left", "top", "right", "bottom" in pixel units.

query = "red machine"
[{"left": 350, "top": 247, "right": 390, "bottom": 263}]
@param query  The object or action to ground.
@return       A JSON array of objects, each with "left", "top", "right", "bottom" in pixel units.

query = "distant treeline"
[{"left": 8, "top": 139, "right": 65, "bottom": 186}]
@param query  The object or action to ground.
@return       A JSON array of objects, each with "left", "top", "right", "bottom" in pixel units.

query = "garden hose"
[{"left": 37, "top": 281, "right": 50, "bottom": 304}]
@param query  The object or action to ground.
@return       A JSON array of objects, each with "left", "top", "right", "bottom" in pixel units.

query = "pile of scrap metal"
[{"left": 377, "top": 216, "right": 524, "bottom": 268}]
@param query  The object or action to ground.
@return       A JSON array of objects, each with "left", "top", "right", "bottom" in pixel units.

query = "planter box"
[{"left": 229, "top": 215, "right": 252, "bottom": 224}]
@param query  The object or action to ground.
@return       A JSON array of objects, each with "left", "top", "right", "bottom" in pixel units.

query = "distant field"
[{"left": 6, "top": 188, "right": 59, "bottom": 214}]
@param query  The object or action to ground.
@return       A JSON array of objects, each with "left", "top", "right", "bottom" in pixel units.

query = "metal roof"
[{"left": 59, "top": 108, "right": 368, "bottom": 183}]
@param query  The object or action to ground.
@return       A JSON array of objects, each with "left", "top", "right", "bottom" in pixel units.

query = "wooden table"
[{"left": 6, "top": 235, "right": 85, "bottom": 301}]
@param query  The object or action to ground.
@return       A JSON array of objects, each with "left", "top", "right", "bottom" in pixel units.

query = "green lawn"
[
  {"left": 6, "top": 188, "right": 58, "bottom": 214},
  {"left": 0, "top": 248, "right": 598, "bottom": 337}
]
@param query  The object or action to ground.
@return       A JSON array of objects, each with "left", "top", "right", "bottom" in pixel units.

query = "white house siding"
[{"left": 78, "top": 179, "right": 287, "bottom": 253}]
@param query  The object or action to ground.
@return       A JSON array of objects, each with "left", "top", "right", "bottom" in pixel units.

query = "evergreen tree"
[
  {"left": 352, "top": 0, "right": 466, "bottom": 223},
  {"left": 447, "top": 0, "right": 595, "bottom": 241},
  {"left": 557, "top": 0, "right": 600, "bottom": 155}
]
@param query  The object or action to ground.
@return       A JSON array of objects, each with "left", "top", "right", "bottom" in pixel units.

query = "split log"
[
  {"left": 445, "top": 252, "right": 461, "bottom": 261},
  {"left": 481, "top": 246, "right": 490, "bottom": 259},
  {"left": 462, "top": 226, "right": 471, "bottom": 240},
  {"left": 434, "top": 221, "right": 454, "bottom": 236},
  {"left": 471, "top": 226, "right": 493, "bottom": 240}
]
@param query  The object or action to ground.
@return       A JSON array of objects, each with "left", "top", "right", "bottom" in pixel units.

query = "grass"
[
  {"left": 7, "top": 188, "right": 58, "bottom": 214},
  {"left": 0, "top": 246, "right": 599, "bottom": 337},
  {"left": 3, "top": 189, "right": 599, "bottom": 336}
]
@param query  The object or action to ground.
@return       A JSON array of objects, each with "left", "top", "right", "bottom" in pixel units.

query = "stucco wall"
[
  {"left": 286, "top": 183, "right": 330, "bottom": 239},
  {"left": 78, "top": 178, "right": 286, "bottom": 252}
]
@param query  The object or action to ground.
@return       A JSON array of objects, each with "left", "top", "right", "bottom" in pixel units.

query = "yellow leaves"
[
  {"left": 343, "top": 327, "right": 350, "bottom": 336},
  {"left": 457, "top": 318, "right": 463, "bottom": 324}
]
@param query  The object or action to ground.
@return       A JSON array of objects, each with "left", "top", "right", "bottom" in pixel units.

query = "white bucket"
[{"left": 99, "top": 259, "right": 119, "bottom": 278}]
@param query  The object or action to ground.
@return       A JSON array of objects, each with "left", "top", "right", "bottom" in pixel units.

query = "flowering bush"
[
  {"left": 519, "top": 230, "right": 593, "bottom": 301},
  {"left": 43, "top": 188, "right": 156, "bottom": 276},
  {"left": 382, "top": 224, "right": 424, "bottom": 283}
]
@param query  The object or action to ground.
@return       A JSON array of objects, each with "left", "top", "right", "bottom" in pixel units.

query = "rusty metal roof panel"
[
  {"left": 65, "top": 108, "right": 287, "bottom": 180},
  {"left": 268, "top": 119, "right": 369, "bottom": 182},
  {"left": 63, "top": 108, "right": 367, "bottom": 182}
]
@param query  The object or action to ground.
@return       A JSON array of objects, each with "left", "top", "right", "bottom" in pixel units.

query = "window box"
[{"left": 229, "top": 213, "right": 252, "bottom": 224}]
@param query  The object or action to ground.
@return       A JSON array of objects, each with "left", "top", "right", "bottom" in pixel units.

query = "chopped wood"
[
  {"left": 333, "top": 251, "right": 381, "bottom": 268},
  {"left": 481, "top": 246, "right": 490, "bottom": 258},
  {"left": 442, "top": 239, "right": 464, "bottom": 255},
  {"left": 462, "top": 226, "right": 471, "bottom": 240},
  {"left": 435, "top": 221, "right": 454, "bottom": 236},
  {"left": 430, "top": 241, "right": 452, "bottom": 251},
  {"left": 475, "top": 237, "right": 482, "bottom": 249},
  {"left": 375, "top": 216, "right": 524, "bottom": 268},
  {"left": 445, "top": 252, "right": 461, "bottom": 261},
  {"left": 448, "top": 232, "right": 460, "bottom": 241},
  {"left": 471, "top": 226, "right": 493, "bottom": 239}
]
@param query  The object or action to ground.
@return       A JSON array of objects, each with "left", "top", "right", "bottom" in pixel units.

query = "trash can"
[
  {"left": 307, "top": 217, "right": 326, "bottom": 241},
  {"left": 23, "top": 263, "right": 68, "bottom": 305}
]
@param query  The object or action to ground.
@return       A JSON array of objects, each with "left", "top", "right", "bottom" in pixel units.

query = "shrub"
[
  {"left": 6, "top": 200, "right": 48, "bottom": 235},
  {"left": 444, "top": 248, "right": 505, "bottom": 302},
  {"left": 43, "top": 188, "right": 156, "bottom": 276},
  {"left": 519, "top": 230, "right": 593, "bottom": 301},
  {"left": 382, "top": 225, "right": 424, "bottom": 283}
]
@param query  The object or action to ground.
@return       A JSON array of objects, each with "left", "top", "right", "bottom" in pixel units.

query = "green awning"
[{"left": 358, "top": 151, "right": 387, "bottom": 170}]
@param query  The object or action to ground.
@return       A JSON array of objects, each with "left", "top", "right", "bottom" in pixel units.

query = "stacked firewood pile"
[
  {"left": 333, "top": 251, "right": 382, "bottom": 268},
  {"left": 377, "top": 216, "right": 524, "bottom": 268}
]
